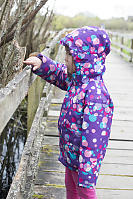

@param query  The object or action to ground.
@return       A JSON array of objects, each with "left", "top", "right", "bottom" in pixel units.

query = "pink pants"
[{"left": 65, "top": 167, "right": 97, "bottom": 199}]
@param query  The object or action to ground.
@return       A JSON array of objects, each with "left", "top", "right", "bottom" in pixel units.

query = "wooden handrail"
[
  {"left": 6, "top": 82, "right": 54, "bottom": 199},
  {"left": 107, "top": 30, "right": 133, "bottom": 39},
  {"left": 5, "top": 30, "right": 68, "bottom": 199},
  {"left": 0, "top": 29, "right": 68, "bottom": 135},
  {"left": 107, "top": 30, "right": 133, "bottom": 62}
]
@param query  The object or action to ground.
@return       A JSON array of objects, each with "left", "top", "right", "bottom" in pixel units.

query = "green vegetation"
[
  {"left": 52, "top": 14, "right": 102, "bottom": 30},
  {"left": 45, "top": 183, "right": 65, "bottom": 188},
  {"left": 51, "top": 13, "right": 133, "bottom": 31},
  {"left": 32, "top": 194, "right": 44, "bottom": 199}
]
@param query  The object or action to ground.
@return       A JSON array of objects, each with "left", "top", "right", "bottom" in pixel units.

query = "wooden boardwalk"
[{"left": 32, "top": 51, "right": 133, "bottom": 199}]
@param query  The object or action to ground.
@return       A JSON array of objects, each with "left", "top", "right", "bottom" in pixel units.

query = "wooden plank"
[
  {"left": 113, "top": 112, "right": 133, "bottom": 122},
  {"left": 101, "top": 163, "right": 133, "bottom": 176},
  {"left": 111, "top": 125, "right": 133, "bottom": 140},
  {"left": 0, "top": 68, "right": 36, "bottom": 134},
  {"left": 33, "top": 136, "right": 65, "bottom": 199},
  {"left": 48, "top": 110, "right": 60, "bottom": 117},
  {"left": 51, "top": 98, "right": 65, "bottom": 104},
  {"left": 43, "top": 136, "right": 59, "bottom": 145},
  {"left": 97, "top": 175, "right": 133, "bottom": 190},
  {"left": 96, "top": 189, "right": 133, "bottom": 199},
  {"left": 108, "top": 140, "right": 133, "bottom": 150},
  {"left": 47, "top": 108, "right": 133, "bottom": 121},
  {"left": 112, "top": 119, "right": 133, "bottom": 127},
  {"left": 103, "top": 150, "right": 133, "bottom": 165},
  {"left": 41, "top": 137, "right": 133, "bottom": 170},
  {"left": 33, "top": 185, "right": 133, "bottom": 199},
  {"left": 35, "top": 130, "right": 133, "bottom": 198},
  {"left": 34, "top": 148, "right": 133, "bottom": 195},
  {"left": 50, "top": 103, "right": 62, "bottom": 111},
  {"left": 45, "top": 118, "right": 133, "bottom": 141},
  {"left": 110, "top": 99, "right": 133, "bottom": 108},
  {"left": 32, "top": 185, "right": 66, "bottom": 199}
]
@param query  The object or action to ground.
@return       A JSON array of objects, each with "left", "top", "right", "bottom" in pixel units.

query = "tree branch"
[
  {"left": 24, "top": 0, "right": 37, "bottom": 13},
  {"left": 0, "top": 0, "right": 48, "bottom": 47},
  {"left": 22, "top": 0, "right": 48, "bottom": 26},
  {"left": 33, "top": 7, "right": 49, "bottom": 40},
  {"left": 0, "top": 0, "right": 8, "bottom": 25}
]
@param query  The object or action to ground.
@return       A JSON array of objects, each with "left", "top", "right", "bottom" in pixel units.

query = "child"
[{"left": 23, "top": 26, "right": 114, "bottom": 199}]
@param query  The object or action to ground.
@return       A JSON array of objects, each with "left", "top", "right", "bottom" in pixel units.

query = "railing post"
[
  {"left": 27, "top": 77, "right": 45, "bottom": 132},
  {"left": 129, "top": 38, "right": 133, "bottom": 62},
  {"left": 120, "top": 36, "right": 124, "bottom": 53},
  {"left": 116, "top": 34, "right": 118, "bottom": 42}
]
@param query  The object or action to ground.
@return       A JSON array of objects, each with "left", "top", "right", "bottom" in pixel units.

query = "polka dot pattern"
[{"left": 32, "top": 26, "right": 114, "bottom": 189}]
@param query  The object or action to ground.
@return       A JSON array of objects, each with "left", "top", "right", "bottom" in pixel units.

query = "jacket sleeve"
[
  {"left": 31, "top": 53, "right": 69, "bottom": 91},
  {"left": 78, "top": 101, "right": 113, "bottom": 188}
]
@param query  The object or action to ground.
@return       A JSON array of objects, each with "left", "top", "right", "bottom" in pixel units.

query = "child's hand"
[{"left": 23, "top": 56, "right": 42, "bottom": 71}]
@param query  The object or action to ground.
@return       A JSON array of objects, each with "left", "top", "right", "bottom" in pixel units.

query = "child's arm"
[
  {"left": 23, "top": 53, "right": 69, "bottom": 91},
  {"left": 78, "top": 101, "right": 113, "bottom": 188}
]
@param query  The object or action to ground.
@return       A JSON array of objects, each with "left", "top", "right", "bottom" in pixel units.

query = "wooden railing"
[
  {"left": 0, "top": 29, "right": 68, "bottom": 199},
  {"left": 108, "top": 30, "right": 133, "bottom": 62},
  {"left": 0, "top": 29, "right": 67, "bottom": 135}
]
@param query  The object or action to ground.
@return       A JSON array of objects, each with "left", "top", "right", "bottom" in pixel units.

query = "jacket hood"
[{"left": 60, "top": 26, "right": 111, "bottom": 84}]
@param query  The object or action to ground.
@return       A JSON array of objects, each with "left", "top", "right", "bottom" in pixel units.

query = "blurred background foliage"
[
  {"left": 0, "top": 0, "right": 133, "bottom": 87},
  {"left": 51, "top": 13, "right": 133, "bottom": 31}
]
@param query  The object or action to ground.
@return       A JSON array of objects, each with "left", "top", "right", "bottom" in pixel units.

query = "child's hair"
[{"left": 65, "top": 45, "right": 72, "bottom": 55}]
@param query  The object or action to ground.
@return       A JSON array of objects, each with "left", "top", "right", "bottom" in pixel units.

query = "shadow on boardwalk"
[{"left": 32, "top": 52, "right": 133, "bottom": 199}]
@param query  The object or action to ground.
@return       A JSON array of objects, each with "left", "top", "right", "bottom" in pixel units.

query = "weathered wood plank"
[
  {"left": 0, "top": 68, "right": 36, "bottom": 134},
  {"left": 32, "top": 185, "right": 66, "bottom": 199},
  {"left": 36, "top": 170, "right": 133, "bottom": 190},
  {"left": 96, "top": 189, "right": 133, "bottom": 199},
  {"left": 33, "top": 185, "right": 133, "bottom": 199},
  {"left": 51, "top": 98, "right": 65, "bottom": 104},
  {"left": 97, "top": 175, "right": 133, "bottom": 190},
  {"left": 101, "top": 164, "right": 133, "bottom": 176},
  {"left": 33, "top": 136, "right": 133, "bottom": 199},
  {"left": 48, "top": 110, "right": 60, "bottom": 117},
  {"left": 47, "top": 108, "right": 133, "bottom": 121},
  {"left": 45, "top": 120, "right": 133, "bottom": 141},
  {"left": 108, "top": 140, "right": 133, "bottom": 150}
]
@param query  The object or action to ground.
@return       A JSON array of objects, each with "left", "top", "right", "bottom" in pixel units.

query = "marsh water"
[{"left": 0, "top": 99, "right": 27, "bottom": 199}]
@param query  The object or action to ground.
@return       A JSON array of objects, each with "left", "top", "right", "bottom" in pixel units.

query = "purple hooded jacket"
[{"left": 32, "top": 26, "right": 114, "bottom": 189}]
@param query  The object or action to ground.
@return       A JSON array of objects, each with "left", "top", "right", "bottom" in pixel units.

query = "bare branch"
[
  {"left": 0, "top": 0, "right": 14, "bottom": 44},
  {"left": 24, "top": 0, "right": 37, "bottom": 14},
  {"left": 41, "top": 10, "right": 54, "bottom": 38},
  {"left": 0, "top": 0, "right": 5, "bottom": 7},
  {"left": 33, "top": 7, "right": 49, "bottom": 40},
  {"left": 0, "top": 0, "right": 48, "bottom": 47},
  {"left": 0, "top": 0, "right": 8, "bottom": 25},
  {"left": 3, "top": 0, "right": 37, "bottom": 35},
  {"left": 22, "top": 0, "right": 48, "bottom": 26}
]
